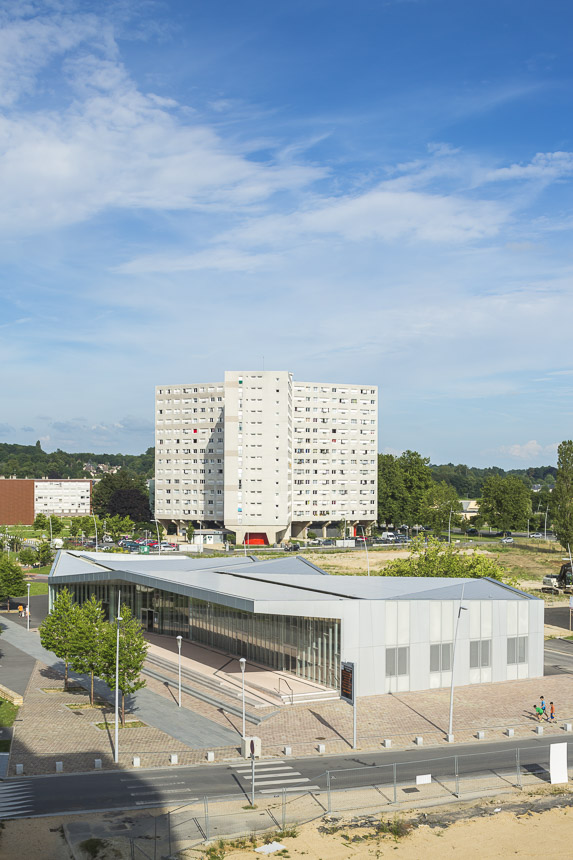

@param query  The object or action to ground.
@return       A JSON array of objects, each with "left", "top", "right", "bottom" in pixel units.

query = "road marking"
[
  {"left": 130, "top": 789, "right": 198, "bottom": 797},
  {"left": 120, "top": 775, "right": 189, "bottom": 782},
  {"left": 229, "top": 761, "right": 289, "bottom": 768},
  {"left": 243, "top": 772, "right": 303, "bottom": 781},
  {"left": 122, "top": 781, "right": 187, "bottom": 788},
  {"left": 0, "top": 784, "right": 34, "bottom": 818},
  {"left": 244, "top": 777, "right": 310, "bottom": 786},
  {"left": 233, "top": 766, "right": 294, "bottom": 774},
  {"left": 260, "top": 785, "right": 320, "bottom": 794}
]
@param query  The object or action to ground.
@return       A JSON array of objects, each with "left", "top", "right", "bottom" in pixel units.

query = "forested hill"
[
  {"left": 0, "top": 442, "right": 155, "bottom": 480},
  {"left": 430, "top": 463, "right": 556, "bottom": 497}
]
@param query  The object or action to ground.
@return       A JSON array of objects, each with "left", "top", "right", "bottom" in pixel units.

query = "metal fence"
[{"left": 126, "top": 743, "right": 570, "bottom": 858}]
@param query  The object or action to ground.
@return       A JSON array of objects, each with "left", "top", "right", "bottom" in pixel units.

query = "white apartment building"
[{"left": 155, "top": 371, "right": 378, "bottom": 545}]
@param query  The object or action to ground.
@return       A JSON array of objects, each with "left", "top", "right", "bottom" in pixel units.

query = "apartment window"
[
  {"left": 470, "top": 640, "right": 491, "bottom": 669},
  {"left": 386, "top": 647, "right": 409, "bottom": 677},
  {"left": 507, "top": 636, "right": 528, "bottom": 665},
  {"left": 430, "top": 643, "right": 453, "bottom": 673}
]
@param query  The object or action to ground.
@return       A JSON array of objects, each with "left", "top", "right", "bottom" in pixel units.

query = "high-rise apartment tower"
[{"left": 155, "top": 371, "right": 378, "bottom": 544}]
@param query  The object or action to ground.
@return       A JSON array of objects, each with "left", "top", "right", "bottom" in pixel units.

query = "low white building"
[{"left": 49, "top": 551, "right": 544, "bottom": 697}]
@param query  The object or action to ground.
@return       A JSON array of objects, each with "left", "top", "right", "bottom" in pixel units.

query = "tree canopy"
[
  {"left": 39, "top": 588, "right": 79, "bottom": 689},
  {"left": 92, "top": 470, "right": 151, "bottom": 522},
  {"left": 553, "top": 441, "right": 573, "bottom": 551},
  {"left": 0, "top": 555, "right": 26, "bottom": 604},
  {"left": 478, "top": 474, "right": 531, "bottom": 532},
  {"left": 0, "top": 442, "right": 154, "bottom": 480},
  {"left": 99, "top": 603, "right": 148, "bottom": 725},
  {"left": 382, "top": 536, "right": 505, "bottom": 580}
]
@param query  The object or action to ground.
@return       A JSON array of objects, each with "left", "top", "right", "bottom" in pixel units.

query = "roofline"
[{"left": 482, "top": 576, "right": 541, "bottom": 600}]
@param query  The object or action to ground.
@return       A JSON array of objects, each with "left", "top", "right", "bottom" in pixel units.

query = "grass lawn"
[
  {"left": 26, "top": 582, "right": 49, "bottom": 595},
  {"left": 0, "top": 699, "right": 19, "bottom": 727}
]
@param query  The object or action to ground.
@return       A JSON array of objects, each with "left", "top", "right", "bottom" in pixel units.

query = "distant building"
[
  {"left": 0, "top": 478, "right": 92, "bottom": 524},
  {"left": 155, "top": 370, "right": 378, "bottom": 545},
  {"left": 460, "top": 499, "right": 480, "bottom": 521}
]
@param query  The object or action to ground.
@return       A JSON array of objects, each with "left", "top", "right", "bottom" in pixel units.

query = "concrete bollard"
[
  {"left": 317, "top": 743, "right": 326, "bottom": 754},
  {"left": 56, "top": 761, "right": 63, "bottom": 773},
  {"left": 535, "top": 725, "right": 543, "bottom": 735},
  {"left": 283, "top": 746, "right": 292, "bottom": 756},
  {"left": 383, "top": 739, "right": 392, "bottom": 748},
  {"left": 170, "top": 754, "right": 178, "bottom": 765},
  {"left": 133, "top": 756, "right": 141, "bottom": 767},
  {"left": 94, "top": 759, "right": 102, "bottom": 770},
  {"left": 446, "top": 734, "right": 454, "bottom": 743},
  {"left": 564, "top": 723, "right": 572, "bottom": 733},
  {"left": 206, "top": 751, "right": 215, "bottom": 762},
  {"left": 476, "top": 731, "right": 485, "bottom": 740},
  {"left": 15, "top": 764, "right": 23, "bottom": 775},
  {"left": 506, "top": 728, "right": 514, "bottom": 737},
  {"left": 414, "top": 736, "right": 423, "bottom": 746}
]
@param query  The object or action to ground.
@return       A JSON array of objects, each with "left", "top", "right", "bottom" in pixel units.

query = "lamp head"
[{"left": 239, "top": 657, "right": 246, "bottom": 671}]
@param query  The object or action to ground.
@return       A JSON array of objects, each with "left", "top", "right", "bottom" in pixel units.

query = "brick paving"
[{"left": 9, "top": 656, "right": 573, "bottom": 775}]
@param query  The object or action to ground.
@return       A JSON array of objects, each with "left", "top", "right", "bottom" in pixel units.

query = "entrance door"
[{"left": 142, "top": 609, "right": 154, "bottom": 632}]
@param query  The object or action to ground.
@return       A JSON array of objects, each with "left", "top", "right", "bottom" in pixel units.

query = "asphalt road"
[
  {"left": 544, "top": 638, "right": 573, "bottom": 676},
  {"left": 1, "top": 735, "right": 568, "bottom": 819}
]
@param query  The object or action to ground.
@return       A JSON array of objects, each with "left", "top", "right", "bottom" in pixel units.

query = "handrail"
[{"left": 278, "top": 675, "right": 294, "bottom": 705}]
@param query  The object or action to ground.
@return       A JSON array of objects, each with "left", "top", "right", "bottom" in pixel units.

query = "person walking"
[
  {"left": 540, "top": 696, "right": 548, "bottom": 720},
  {"left": 550, "top": 701, "right": 556, "bottom": 722},
  {"left": 17, "top": 604, "right": 23, "bottom": 618},
  {"left": 534, "top": 704, "right": 544, "bottom": 722}
]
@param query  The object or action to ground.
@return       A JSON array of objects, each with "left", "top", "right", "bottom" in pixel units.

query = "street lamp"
[
  {"left": 176, "top": 635, "right": 183, "bottom": 707},
  {"left": 448, "top": 509, "right": 458, "bottom": 544},
  {"left": 448, "top": 584, "right": 468, "bottom": 739},
  {"left": 154, "top": 519, "right": 162, "bottom": 555},
  {"left": 26, "top": 581, "right": 30, "bottom": 632},
  {"left": 544, "top": 506, "right": 549, "bottom": 541},
  {"left": 359, "top": 525, "right": 370, "bottom": 577},
  {"left": 48, "top": 514, "right": 53, "bottom": 546},
  {"left": 239, "top": 657, "right": 247, "bottom": 738},
  {"left": 114, "top": 590, "right": 122, "bottom": 764}
]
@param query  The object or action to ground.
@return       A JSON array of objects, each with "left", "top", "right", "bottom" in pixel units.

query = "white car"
[
  {"left": 530, "top": 532, "right": 543, "bottom": 539},
  {"left": 500, "top": 536, "right": 514, "bottom": 544}
]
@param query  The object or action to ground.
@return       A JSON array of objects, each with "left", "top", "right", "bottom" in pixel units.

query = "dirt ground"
[{"left": 3, "top": 787, "right": 573, "bottom": 859}]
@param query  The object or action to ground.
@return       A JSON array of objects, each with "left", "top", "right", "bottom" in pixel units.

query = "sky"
[{"left": 0, "top": 0, "right": 572, "bottom": 468}]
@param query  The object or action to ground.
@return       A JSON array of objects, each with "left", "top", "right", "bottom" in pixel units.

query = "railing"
[{"left": 277, "top": 676, "right": 294, "bottom": 705}]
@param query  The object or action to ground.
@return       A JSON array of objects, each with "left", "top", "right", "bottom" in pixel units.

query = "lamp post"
[
  {"left": 239, "top": 657, "right": 246, "bottom": 738},
  {"left": 48, "top": 514, "right": 53, "bottom": 546},
  {"left": 544, "top": 506, "right": 549, "bottom": 541},
  {"left": 447, "top": 584, "right": 468, "bottom": 739},
  {"left": 154, "top": 520, "right": 162, "bottom": 555},
  {"left": 359, "top": 525, "right": 370, "bottom": 577},
  {"left": 448, "top": 509, "right": 457, "bottom": 544},
  {"left": 92, "top": 514, "right": 98, "bottom": 551},
  {"left": 114, "top": 590, "right": 122, "bottom": 764},
  {"left": 26, "top": 581, "right": 31, "bottom": 632},
  {"left": 176, "top": 635, "right": 183, "bottom": 707}
]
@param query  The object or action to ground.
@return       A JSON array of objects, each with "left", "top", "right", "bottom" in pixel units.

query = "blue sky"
[{"left": 1, "top": 0, "right": 572, "bottom": 468}]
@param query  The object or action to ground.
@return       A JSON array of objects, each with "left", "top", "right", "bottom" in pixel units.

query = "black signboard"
[{"left": 340, "top": 661, "right": 354, "bottom": 704}]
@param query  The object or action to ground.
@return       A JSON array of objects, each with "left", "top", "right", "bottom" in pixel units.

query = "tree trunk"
[
  {"left": 90, "top": 670, "right": 94, "bottom": 705},
  {"left": 121, "top": 692, "right": 125, "bottom": 727}
]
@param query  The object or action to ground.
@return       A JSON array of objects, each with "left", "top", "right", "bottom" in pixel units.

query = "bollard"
[
  {"left": 133, "top": 756, "right": 141, "bottom": 767},
  {"left": 506, "top": 728, "right": 514, "bottom": 737},
  {"left": 446, "top": 734, "right": 454, "bottom": 743},
  {"left": 15, "top": 764, "right": 23, "bottom": 775},
  {"left": 317, "top": 743, "right": 326, "bottom": 754},
  {"left": 564, "top": 723, "right": 572, "bottom": 733},
  {"left": 206, "top": 751, "right": 215, "bottom": 762},
  {"left": 56, "top": 761, "right": 63, "bottom": 773},
  {"left": 535, "top": 725, "right": 543, "bottom": 735},
  {"left": 170, "top": 754, "right": 178, "bottom": 765},
  {"left": 383, "top": 738, "right": 392, "bottom": 748},
  {"left": 414, "top": 736, "right": 423, "bottom": 746},
  {"left": 94, "top": 759, "right": 102, "bottom": 770},
  {"left": 283, "top": 745, "right": 292, "bottom": 756},
  {"left": 476, "top": 730, "right": 485, "bottom": 740}
]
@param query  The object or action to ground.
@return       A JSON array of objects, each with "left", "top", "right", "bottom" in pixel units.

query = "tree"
[
  {"left": 420, "top": 481, "right": 462, "bottom": 536},
  {"left": 383, "top": 536, "right": 505, "bottom": 580},
  {"left": 553, "top": 441, "right": 573, "bottom": 551},
  {"left": 69, "top": 519, "right": 81, "bottom": 538},
  {"left": 99, "top": 604, "right": 147, "bottom": 725},
  {"left": 92, "top": 470, "right": 151, "bottom": 521},
  {"left": 9, "top": 534, "right": 22, "bottom": 552},
  {"left": 0, "top": 555, "right": 26, "bottom": 606},
  {"left": 378, "top": 454, "right": 409, "bottom": 527},
  {"left": 186, "top": 523, "right": 195, "bottom": 542},
  {"left": 70, "top": 595, "right": 107, "bottom": 705},
  {"left": 479, "top": 475, "right": 531, "bottom": 533},
  {"left": 50, "top": 515, "right": 63, "bottom": 536},
  {"left": 37, "top": 542, "right": 55, "bottom": 567},
  {"left": 18, "top": 547, "right": 37, "bottom": 567},
  {"left": 39, "top": 588, "right": 79, "bottom": 690},
  {"left": 398, "top": 450, "right": 434, "bottom": 526},
  {"left": 33, "top": 513, "right": 49, "bottom": 532}
]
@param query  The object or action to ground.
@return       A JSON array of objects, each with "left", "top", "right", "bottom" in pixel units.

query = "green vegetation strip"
[
  {"left": 94, "top": 720, "right": 147, "bottom": 729},
  {"left": 0, "top": 698, "right": 18, "bottom": 727}
]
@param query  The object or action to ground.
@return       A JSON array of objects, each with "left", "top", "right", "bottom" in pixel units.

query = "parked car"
[
  {"left": 500, "top": 537, "right": 514, "bottom": 544},
  {"left": 530, "top": 532, "right": 543, "bottom": 539},
  {"left": 322, "top": 539, "right": 334, "bottom": 546},
  {"left": 466, "top": 528, "right": 479, "bottom": 536}
]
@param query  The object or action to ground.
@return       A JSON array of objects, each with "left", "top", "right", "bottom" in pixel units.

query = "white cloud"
[{"left": 498, "top": 440, "right": 558, "bottom": 460}]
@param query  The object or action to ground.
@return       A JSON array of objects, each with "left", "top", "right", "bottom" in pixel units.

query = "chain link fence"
[{"left": 121, "top": 742, "right": 571, "bottom": 857}]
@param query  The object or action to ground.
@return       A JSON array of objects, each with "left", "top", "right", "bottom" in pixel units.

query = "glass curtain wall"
[{"left": 52, "top": 584, "right": 341, "bottom": 688}]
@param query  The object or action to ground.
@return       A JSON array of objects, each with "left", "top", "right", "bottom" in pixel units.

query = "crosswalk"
[
  {"left": 119, "top": 774, "right": 198, "bottom": 806},
  {"left": 0, "top": 780, "right": 35, "bottom": 819},
  {"left": 229, "top": 759, "right": 320, "bottom": 795}
]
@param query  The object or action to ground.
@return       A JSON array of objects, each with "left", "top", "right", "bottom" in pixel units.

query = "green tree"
[
  {"left": 70, "top": 595, "right": 107, "bottom": 705},
  {"left": 398, "top": 450, "right": 434, "bottom": 526},
  {"left": 377, "top": 454, "right": 409, "bottom": 527},
  {"left": 9, "top": 534, "right": 23, "bottom": 552},
  {"left": 553, "top": 441, "right": 573, "bottom": 551},
  {"left": 99, "top": 604, "right": 147, "bottom": 725},
  {"left": 0, "top": 555, "right": 26, "bottom": 606},
  {"left": 50, "top": 515, "right": 63, "bottom": 536},
  {"left": 69, "top": 519, "right": 81, "bottom": 538},
  {"left": 18, "top": 547, "right": 37, "bottom": 566},
  {"left": 92, "top": 470, "right": 151, "bottom": 521},
  {"left": 37, "top": 542, "right": 55, "bottom": 567},
  {"left": 39, "top": 588, "right": 79, "bottom": 690},
  {"left": 383, "top": 536, "right": 505, "bottom": 579},
  {"left": 479, "top": 475, "right": 531, "bottom": 533},
  {"left": 33, "top": 513, "right": 49, "bottom": 532},
  {"left": 186, "top": 523, "right": 195, "bottom": 542},
  {"left": 105, "top": 515, "right": 124, "bottom": 543},
  {"left": 420, "top": 481, "right": 462, "bottom": 537}
]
